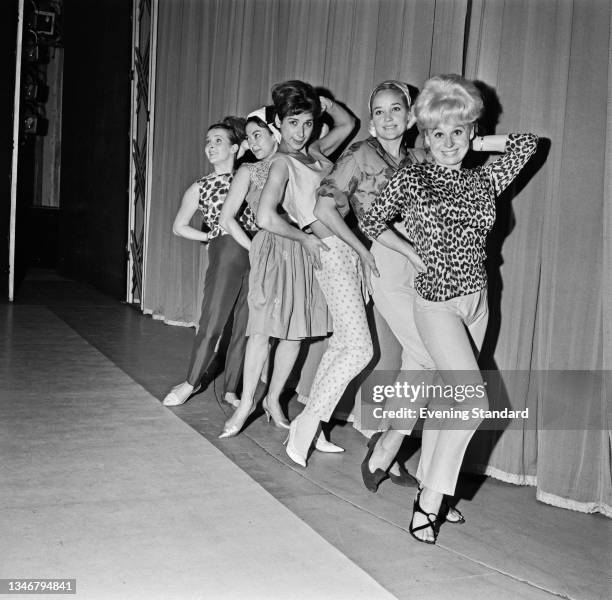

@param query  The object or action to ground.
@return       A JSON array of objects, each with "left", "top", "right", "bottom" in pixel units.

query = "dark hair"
[
  {"left": 246, "top": 115, "right": 269, "bottom": 129},
  {"left": 207, "top": 115, "right": 246, "bottom": 145},
  {"left": 271, "top": 80, "right": 321, "bottom": 121}
]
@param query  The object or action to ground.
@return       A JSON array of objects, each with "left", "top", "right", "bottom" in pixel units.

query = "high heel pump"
[
  {"left": 283, "top": 419, "right": 307, "bottom": 467},
  {"left": 389, "top": 462, "right": 418, "bottom": 487},
  {"left": 262, "top": 397, "right": 290, "bottom": 430},
  {"left": 314, "top": 432, "right": 344, "bottom": 453},
  {"left": 218, "top": 403, "right": 255, "bottom": 439},
  {"left": 361, "top": 437, "right": 388, "bottom": 493}
]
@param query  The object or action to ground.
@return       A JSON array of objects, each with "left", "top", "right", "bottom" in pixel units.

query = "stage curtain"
[
  {"left": 462, "top": 0, "right": 611, "bottom": 516},
  {"left": 143, "top": 0, "right": 609, "bottom": 515},
  {"left": 143, "top": 0, "right": 464, "bottom": 325}
]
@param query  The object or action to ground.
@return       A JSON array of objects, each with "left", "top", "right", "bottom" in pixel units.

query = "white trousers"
[
  {"left": 414, "top": 289, "right": 489, "bottom": 495},
  {"left": 304, "top": 237, "right": 373, "bottom": 422}
]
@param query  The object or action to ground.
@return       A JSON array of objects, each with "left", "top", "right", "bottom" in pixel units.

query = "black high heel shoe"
[
  {"left": 409, "top": 489, "right": 439, "bottom": 545},
  {"left": 389, "top": 461, "right": 419, "bottom": 488},
  {"left": 368, "top": 433, "right": 418, "bottom": 488},
  {"left": 441, "top": 498, "right": 465, "bottom": 524},
  {"left": 361, "top": 435, "right": 388, "bottom": 493}
]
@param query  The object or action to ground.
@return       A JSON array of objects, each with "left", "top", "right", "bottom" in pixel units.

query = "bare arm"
[
  {"left": 472, "top": 134, "right": 509, "bottom": 153},
  {"left": 219, "top": 166, "right": 252, "bottom": 251},
  {"left": 258, "top": 158, "right": 329, "bottom": 269},
  {"left": 316, "top": 97, "right": 356, "bottom": 157},
  {"left": 172, "top": 182, "right": 209, "bottom": 242}
]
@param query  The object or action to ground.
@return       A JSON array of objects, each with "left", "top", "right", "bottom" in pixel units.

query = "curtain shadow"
[{"left": 460, "top": 82, "right": 550, "bottom": 499}]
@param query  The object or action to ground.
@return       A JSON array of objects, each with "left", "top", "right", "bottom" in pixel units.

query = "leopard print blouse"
[
  {"left": 361, "top": 133, "right": 538, "bottom": 302},
  {"left": 197, "top": 172, "right": 256, "bottom": 240}
]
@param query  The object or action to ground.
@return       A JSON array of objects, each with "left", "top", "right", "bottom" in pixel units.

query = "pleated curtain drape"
[
  {"left": 143, "top": 0, "right": 611, "bottom": 516},
  {"left": 461, "top": 0, "right": 611, "bottom": 516}
]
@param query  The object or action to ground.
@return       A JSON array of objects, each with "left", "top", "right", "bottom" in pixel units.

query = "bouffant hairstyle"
[
  {"left": 271, "top": 80, "right": 321, "bottom": 122},
  {"left": 414, "top": 74, "right": 483, "bottom": 130},
  {"left": 207, "top": 115, "right": 246, "bottom": 146}
]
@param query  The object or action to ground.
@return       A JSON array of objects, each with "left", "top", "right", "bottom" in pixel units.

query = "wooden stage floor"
[{"left": 2, "top": 272, "right": 609, "bottom": 600}]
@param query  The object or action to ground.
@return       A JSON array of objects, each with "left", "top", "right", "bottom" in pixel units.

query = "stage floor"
[{"left": 2, "top": 273, "right": 609, "bottom": 600}]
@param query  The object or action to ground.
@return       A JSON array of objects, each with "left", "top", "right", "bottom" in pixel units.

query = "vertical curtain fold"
[
  {"left": 463, "top": 0, "right": 611, "bottom": 516},
  {"left": 144, "top": 0, "right": 454, "bottom": 325}
]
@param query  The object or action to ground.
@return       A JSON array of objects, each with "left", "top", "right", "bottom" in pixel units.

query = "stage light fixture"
[
  {"left": 25, "top": 82, "right": 49, "bottom": 103},
  {"left": 35, "top": 9, "right": 56, "bottom": 37},
  {"left": 23, "top": 114, "right": 49, "bottom": 136}
]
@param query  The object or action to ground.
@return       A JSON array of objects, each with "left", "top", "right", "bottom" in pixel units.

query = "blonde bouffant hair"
[{"left": 414, "top": 74, "right": 483, "bottom": 130}]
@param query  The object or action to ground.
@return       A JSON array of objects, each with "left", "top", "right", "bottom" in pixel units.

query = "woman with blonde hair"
[{"left": 362, "top": 74, "right": 538, "bottom": 543}]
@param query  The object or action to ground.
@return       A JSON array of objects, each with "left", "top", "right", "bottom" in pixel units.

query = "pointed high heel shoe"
[
  {"left": 314, "top": 432, "right": 344, "bottom": 453},
  {"left": 262, "top": 397, "right": 290, "bottom": 430},
  {"left": 409, "top": 489, "right": 439, "bottom": 545},
  {"left": 283, "top": 419, "right": 307, "bottom": 467},
  {"left": 388, "top": 461, "right": 418, "bottom": 488},
  {"left": 218, "top": 403, "right": 255, "bottom": 439},
  {"left": 223, "top": 393, "right": 241, "bottom": 409},
  {"left": 163, "top": 383, "right": 201, "bottom": 406},
  {"left": 361, "top": 437, "right": 388, "bottom": 493}
]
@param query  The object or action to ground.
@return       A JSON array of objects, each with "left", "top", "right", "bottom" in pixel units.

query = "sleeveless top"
[
  {"left": 274, "top": 152, "right": 333, "bottom": 230},
  {"left": 197, "top": 172, "right": 233, "bottom": 241}
]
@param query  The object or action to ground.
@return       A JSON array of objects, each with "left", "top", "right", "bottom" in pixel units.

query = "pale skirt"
[{"left": 247, "top": 230, "right": 332, "bottom": 340}]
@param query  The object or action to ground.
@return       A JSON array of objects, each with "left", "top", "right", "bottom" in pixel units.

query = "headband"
[
  {"left": 247, "top": 106, "right": 282, "bottom": 144},
  {"left": 368, "top": 80, "right": 412, "bottom": 114}
]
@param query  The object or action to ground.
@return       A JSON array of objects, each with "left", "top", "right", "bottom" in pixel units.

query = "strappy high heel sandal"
[
  {"left": 441, "top": 498, "right": 465, "bottom": 524},
  {"left": 409, "top": 489, "right": 439, "bottom": 545}
]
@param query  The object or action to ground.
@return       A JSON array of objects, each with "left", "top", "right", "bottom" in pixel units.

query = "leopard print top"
[
  {"left": 197, "top": 171, "right": 256, "bottom": 240},
  {"left": 361, "top": 133, "right": 538, "bottom": 301}
]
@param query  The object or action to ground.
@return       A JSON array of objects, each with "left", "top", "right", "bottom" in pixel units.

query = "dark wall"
[
  {"left": 59, "top": 0, "right": 132, "bottom": 298},
  {"left": 1, "top": 0, "right": 18, "bottom": 298}
]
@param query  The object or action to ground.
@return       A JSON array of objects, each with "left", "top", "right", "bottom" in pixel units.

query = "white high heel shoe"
[
  {"left": 262, "top": 397, "right": 290, "bottom": 429},
  {"left": 314, "top": 432, "right": 344, "bottom": 453},
  {"left": 218, "top": 403, "right": 255, "bottom": 439},
  {"left": 283, "top": 419, "right": 307, "bottom": 467}
]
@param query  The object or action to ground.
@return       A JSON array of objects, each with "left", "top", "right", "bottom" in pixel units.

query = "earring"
[{"left": 368, "top": 123, "right": 377, "bottom": 138}]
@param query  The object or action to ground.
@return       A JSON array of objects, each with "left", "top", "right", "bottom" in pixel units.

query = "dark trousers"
[{"left": 186, "top": 235, "right": 250, "bottom": 394}]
